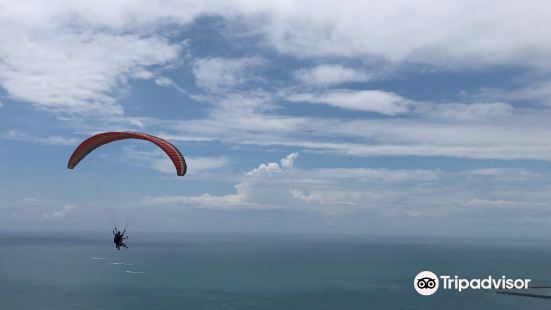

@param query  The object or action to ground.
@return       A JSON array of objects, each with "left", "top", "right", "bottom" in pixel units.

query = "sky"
[{"left": 2, "top": 1, "right": 551, "bottom": 237}]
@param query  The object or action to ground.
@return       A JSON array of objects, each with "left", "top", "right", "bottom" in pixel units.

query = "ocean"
[{"left": 1, "top": 233, "right": 550, "bottom": 309}]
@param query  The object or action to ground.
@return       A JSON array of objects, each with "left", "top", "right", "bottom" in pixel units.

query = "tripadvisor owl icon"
[{"left": 414, "top": 271, "right": 439, "bottom": 296}]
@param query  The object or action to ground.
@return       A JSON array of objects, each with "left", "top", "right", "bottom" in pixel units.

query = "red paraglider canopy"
[{"left": 67, "top": 132, "right": 186, "bottom": 176}]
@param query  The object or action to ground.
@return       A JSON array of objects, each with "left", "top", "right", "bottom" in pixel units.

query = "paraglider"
[
  {"left": 113, "top": 227, "right": 128, "bottom": 250},
  {"left": 68, "top": 131, "right": 187, "bottom": 250},
  {"left": 68, "top": 131, "right": 187, "bottom": 176}
]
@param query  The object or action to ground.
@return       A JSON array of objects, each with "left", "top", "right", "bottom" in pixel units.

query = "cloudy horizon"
[{"left": 2, "top": 1, "right": 551, "bottom": 238}]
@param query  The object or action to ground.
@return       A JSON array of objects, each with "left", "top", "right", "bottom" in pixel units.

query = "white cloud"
[
  {"left": 2, "top": 0, "right": 550, "bottom": 119},
  {"left": 146, "top": 153, "right": 445, "bottom": 213},
  {"left": 0, "top": 32, "right": 180, "bottom": 115},
  {"left": 0, "top": 1, "right": 184, "bottom": 115},
  {"left": 246, "top": 163, "right": 282, "bottom": 176},
  {"left": 5, "top": 1, "right": 548, "bottom": 73},
  {"left": 164, "top": 100, "right": 551, "bottom": 161},
  {"left": 250, "top": 1, "right": 551, "bottom": 69},
  {"left": 144, "top": 183, "right": 260, "bottom": 210},
  {"left": 1, "top": 130, "right": 78, "bottom": 145},
  {"left": 247, "top": 153, "right": 298, "bottom": 176},
  {"left": 43, "top": 204, "right": 76, "bottom": 220},
  {"left": 466, "top": 168, "right": 538, "bottom": 178},
  {"left": 464, "top": 168, "right": 539, "bottom": 182},
  {"left": 175, "top": 92, "right": 305, "bottom": 136},
  {"left": 187, "top": 156, "right": 228, "bottom": 172},
  {"left": 160, "top": 90, "right": 551, "bottom": 161},
  {"left": 290, "top": 189, "right": 367, "bottom": 207},
  {"left": 193, "top": 57, "right": 264, "bottom": 92},
  {"left": 298, "top": 168, "right": 440, "bottom": 183},
  {"left": 154, "top": 76, "right": 188, "bottom": 94},
  {"left": 293, "top": 64, "right": 371, "bottom": 86},
  {"left": 119, "top": 144, "right": 228, "bottom": 175},
  {"left": 151, "top": 158, "right": 180, "bottom": 175},
  {"left": 3, "top": 2, "right": 551, "bottom": 236},
  {"left": 152, "top": 156, "right": 228, "bottom": 175},
  {"left": 464, "top": 81, "right": 551, "bottom": 106},
  {"left": 280, "top": 152, "right": 298, "bottom": 169},
  {"left": 463, "top": 199, "right": 516, "bottom": 208},
  {"left": 286, "top": 90, "right": 411, "bottom": 115},
  {"left": 415, "top": 102, "right": 514, "bottom": 122}
]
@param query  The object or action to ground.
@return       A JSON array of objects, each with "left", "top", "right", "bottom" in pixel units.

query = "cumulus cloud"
[
  {"left": 246, "top": 162, "right": 282, "bottom": 176},
  {"left": 43, "top": 204, "right": 76, "bottom": 220},
  {"left": 286, "top": 90, "right": 411, "bottom": 115},
  {"left": 247, "top": 153, "right": 298, "bottom": 176},
  {"left": 293, "top": 64, "right": 371, "bottom": 86},
  {"left": 280, "top": 152, "right": 298, "bottom": 169}
]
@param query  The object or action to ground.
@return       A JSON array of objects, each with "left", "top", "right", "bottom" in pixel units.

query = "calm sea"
[{"left": 1, "top": 233, "right": 550, "bottom": 309}]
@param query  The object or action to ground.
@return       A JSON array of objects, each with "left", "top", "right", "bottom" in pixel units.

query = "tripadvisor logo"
[
  {"left": 414, "top": 271, "right": 439, "bottom": 296},
  {"left": 414, "top": 271, "right": 531, "bottom": 296}
]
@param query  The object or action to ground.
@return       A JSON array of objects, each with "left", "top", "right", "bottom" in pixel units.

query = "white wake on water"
[{"left": 112, "top": 262, "right": 134, "bottom": 265}]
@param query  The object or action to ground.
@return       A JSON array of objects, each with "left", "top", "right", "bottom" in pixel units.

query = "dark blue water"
[{"left": 1, "top": 233, "right": 550, "bottom": 309}]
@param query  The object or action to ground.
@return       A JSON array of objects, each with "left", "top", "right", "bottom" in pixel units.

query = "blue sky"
[{"left": 2, "top": 1, "right": 551, "bottom": 237}]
